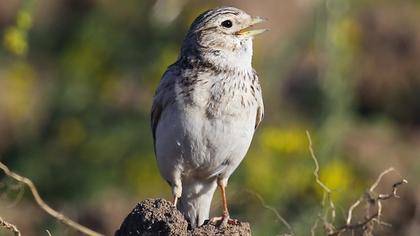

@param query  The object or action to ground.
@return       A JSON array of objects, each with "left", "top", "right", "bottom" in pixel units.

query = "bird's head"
[{"left": 181, "top": 7, "right": 267, "bottom": 69}]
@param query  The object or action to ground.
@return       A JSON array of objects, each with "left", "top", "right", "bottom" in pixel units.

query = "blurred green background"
[{"left": 0, "top": 0, "right": 419, "bottom": 235}]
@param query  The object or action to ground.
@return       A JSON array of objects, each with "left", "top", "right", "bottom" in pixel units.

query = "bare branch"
[
  {"left": 246, "top": 190, "right": 294, "bottom": 236},
  {"left": 0, "top": 216, "right": 21, "bottom": 236},
  {"left": 329, "top": 167, "right": 407, "bottom": 236},
  {"left": 0, "top": 161, "right": 104, "bottom": 236},
  {"left": 306, "top": 130, "right": 407, "bottom": 236},
  {"left": 306, "top": 131, "right": 336, "bottom": 223},
  {"left": 377, "top": 179, "right": 408, "bottom": 200},
  {"left": 311, "top": 217, "right": 319, "bottom": 236},
  {"left": 346, "top": 199, "right": 361, "bottom": 225},
  {"left": 369, "top": 168, "right": 394, "bottom": 193}
]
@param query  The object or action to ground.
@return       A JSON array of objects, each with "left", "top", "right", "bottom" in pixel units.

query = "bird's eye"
[{"left": 221, "top": 20, "right": 233, "bottom": 28}]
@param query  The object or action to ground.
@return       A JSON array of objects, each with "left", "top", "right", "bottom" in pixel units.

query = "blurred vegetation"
[{"left": 0, "top": 0, "right": 419, "bottom": 235}]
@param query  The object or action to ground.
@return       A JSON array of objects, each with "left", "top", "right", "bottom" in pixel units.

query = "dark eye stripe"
[
  {"left": 213, "top": 8, "right": 240, "bottom": 16},
  {"left": 211, "top": 11, "right": 239, "bottom": 20}
]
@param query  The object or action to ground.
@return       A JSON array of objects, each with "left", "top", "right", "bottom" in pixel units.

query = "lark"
[{"left": 151, "top": 6, "right": 266, "bottom": 228}]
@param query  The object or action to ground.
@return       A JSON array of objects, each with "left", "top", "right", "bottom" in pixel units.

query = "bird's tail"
[{"left": 178, "top": 179, "right": 218, "bottom": 228}]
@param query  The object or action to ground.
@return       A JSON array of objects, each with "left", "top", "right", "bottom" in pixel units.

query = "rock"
[
  {"left": 115, "top": 198, "right": 251, "bottom": 236},
  {"left": 191, "top": 221, "right": 251, "bottom": 236},
  {"left": 115, "top": 198, "right": 188, "bottom": 236}
]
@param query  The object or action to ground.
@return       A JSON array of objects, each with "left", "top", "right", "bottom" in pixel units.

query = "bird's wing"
[
  {"left": 254, "top": 76, "right": 264, "bottom": 130},
  {"left": 151, "top": 68, "right": 177, "bottom": 147},
  {"left": 255, "top": 104, "right": 264, "bottom": 129}
]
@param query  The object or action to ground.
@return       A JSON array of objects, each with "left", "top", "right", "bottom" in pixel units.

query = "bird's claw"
[{"left": 208, "top": 215, "right": 239, "bottom": 227}]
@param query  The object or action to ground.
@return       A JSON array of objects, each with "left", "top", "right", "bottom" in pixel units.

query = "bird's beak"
[{"left": 236, "top": 16, "right": 268, "bottom": 37}]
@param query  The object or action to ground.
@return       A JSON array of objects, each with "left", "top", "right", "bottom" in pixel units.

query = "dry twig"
[
  {"left": 306, "top": 131, "right": 337, "bottom": 234},
  {"left": 0, "top": 161, "right": 104, "bottom": 236},
  {"left": 0, "top": 216, "right": 21, "bottom": 236},
  {"left": 330, "top": 169, "right": 407, "bottom": 236},
  {"left": 305, "top": 130, "right": 407, "bottom": 236},
  {"left": 246, "top": 190, "right": 294, "bottom": 236}
]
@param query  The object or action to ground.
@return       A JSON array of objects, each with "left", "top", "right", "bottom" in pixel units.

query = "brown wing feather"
[
  {"left": 254, "top": 74, "right": 264, "bottom": 130},
  {"left": 150, "top": 101, "right": 161, "bottom": 141},
  {"left": 151, "top": 69, "right": 177, "bottom": 147},
  {"left": 255, "top": 105, "right": 264, "bottom": 129}
]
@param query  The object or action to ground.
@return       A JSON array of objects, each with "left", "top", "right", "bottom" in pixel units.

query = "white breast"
[{"left": 155, "top": 69, "right": 258, "bottom": 181}]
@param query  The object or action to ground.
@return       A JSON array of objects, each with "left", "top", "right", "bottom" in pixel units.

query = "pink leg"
[{"left": 209, "top": 179, "right": 239, "bottom": 227}]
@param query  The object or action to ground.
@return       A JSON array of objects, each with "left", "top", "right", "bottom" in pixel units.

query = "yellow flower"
[
  {"left": 17, "top": 10, "right": 33, "bottom": 30},
  {"left": 321, "top": 160, "right": 352, "bottom": 189},
  {"left": 315, "top": 160, "right": 355, "bottom": 202},
  {"left": 330, "top": 17, "right": 360, "bottom": 51},
  {"left": 260, "top": 127, "right": 307, "bottom": 155},
  {"left": 3, "top": 27, "right": 28, "bottom": 56},
  {"left": 0, "top": 62, "right": 36, "bottom": 121}
]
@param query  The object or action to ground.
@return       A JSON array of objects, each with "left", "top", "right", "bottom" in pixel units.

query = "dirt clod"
[
  {"left": 191, "top": 221, "right": 251, "bottom": 236},
  {"left": 115, "top": 198, "right": 251, "bottom": 236}
]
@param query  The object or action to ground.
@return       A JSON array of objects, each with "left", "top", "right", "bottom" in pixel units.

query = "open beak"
[{"left": 236, "top": 16, "right": 268, "bottom": 37}]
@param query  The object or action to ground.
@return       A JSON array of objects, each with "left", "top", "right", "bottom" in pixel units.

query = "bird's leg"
[
  {"left": 172, "top": 195, "right": 178, "bottom": 206},
  {"left": 220, "top": 181, "right": 229, "bottom": 219},
  {"left": 171, "top": 179, "right": 182, "bottom": 207},
  {"left": 209, "top": 178, "right": 239, "bottom": 227}
]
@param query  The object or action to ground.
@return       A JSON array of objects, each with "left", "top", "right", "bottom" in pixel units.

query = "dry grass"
[
  {"left": 306, "top": 131, "right": 407, "bottom": 236},
  {"left": 0, "top": 161, "right": 104, "bottom": 236}
]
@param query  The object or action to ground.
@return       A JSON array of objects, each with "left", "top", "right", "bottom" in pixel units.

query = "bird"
[{"left": 151, "top": 6, "right": 266, "bottom": 228}]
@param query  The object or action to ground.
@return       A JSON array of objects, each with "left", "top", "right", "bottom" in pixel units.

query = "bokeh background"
[{"left": 1, "top": 0, "right": 419, "bottom": 235}]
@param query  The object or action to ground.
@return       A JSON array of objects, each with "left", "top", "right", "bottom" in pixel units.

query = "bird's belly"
[
  {"left": 155, "top": 104, "right": 256, "bottom": 180},
  {"left": 185, "top": 104, "right": 256, "bottom": 177}
]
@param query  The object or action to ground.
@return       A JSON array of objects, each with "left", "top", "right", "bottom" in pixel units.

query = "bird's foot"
[{"left": 208, "top": 214, "right": 239, "bottom": 227}]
